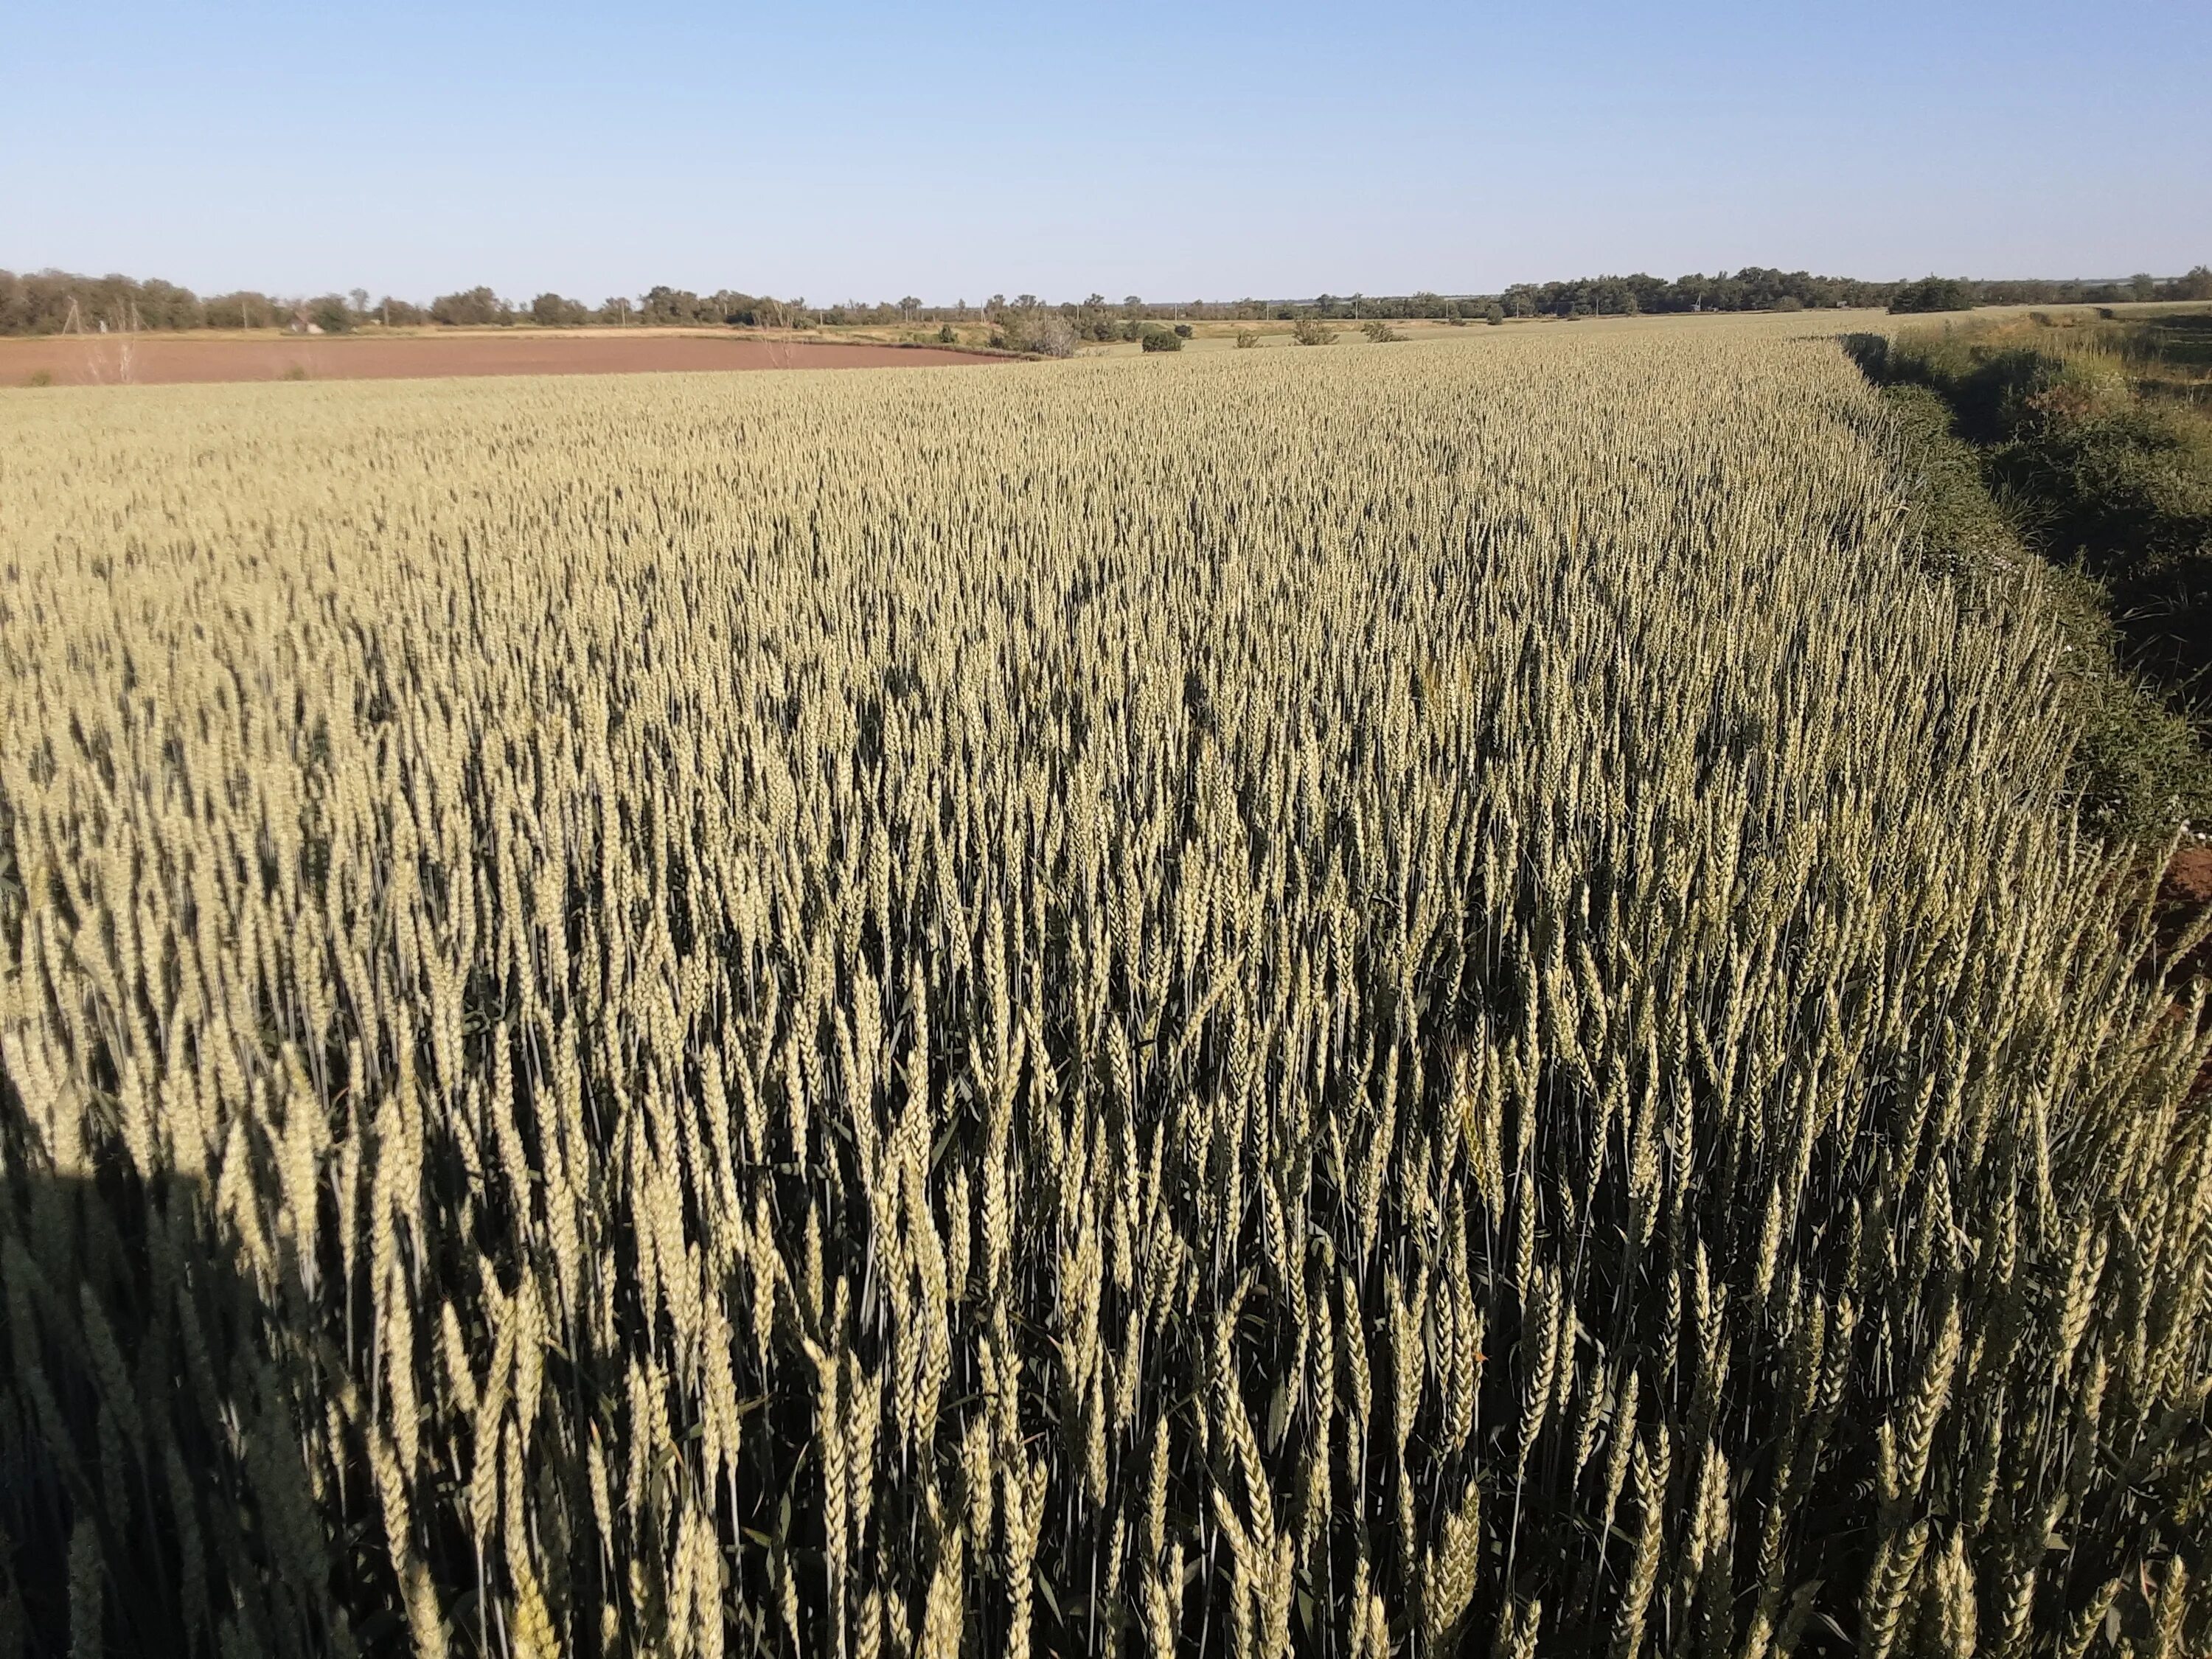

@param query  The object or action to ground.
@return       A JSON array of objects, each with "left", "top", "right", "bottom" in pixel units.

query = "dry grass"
[{"left": 1, "top": 326, "right": 2206, "bottom": 1656}]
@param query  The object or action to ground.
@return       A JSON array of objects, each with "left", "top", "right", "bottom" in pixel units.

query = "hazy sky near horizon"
[{"left": 5, "top": 0, "right": 2207, "bottom": 304}]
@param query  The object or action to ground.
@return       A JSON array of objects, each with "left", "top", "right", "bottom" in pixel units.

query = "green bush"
[
  {"left": 1172, "top": 322, "right": 1192, "bottom": 338},
  {"left": 1292, "top": 316, "right": 1336, "bottom": 347},
  {"left": 1139, "top": 327, "right": 1181, "bottom": 352}
]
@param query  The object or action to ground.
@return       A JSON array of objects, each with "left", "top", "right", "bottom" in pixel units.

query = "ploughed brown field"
[{"left": 0, "top": 329, "right": 997, "bottom": 386}]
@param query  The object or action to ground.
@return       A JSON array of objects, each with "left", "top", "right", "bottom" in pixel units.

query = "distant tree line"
[
  {"left": 4, "top": 264, "right": 2209, "bottom": 338},
  {"left": 1485, "top": 267, "right": 2212, "bottom": 319}
]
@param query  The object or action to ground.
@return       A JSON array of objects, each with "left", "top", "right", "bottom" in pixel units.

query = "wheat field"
[{"left": 1, "top": 326, "right": 2206, "bottom": 1658}]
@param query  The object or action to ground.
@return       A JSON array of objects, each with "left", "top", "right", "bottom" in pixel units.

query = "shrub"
[
  {"left": 1486, "top": 302, "right": 1506, "bottom": 326},
  {"left": 1234, "top": 330, "right": 1261, "bottom": 349},
  {"left": 1768, "top": 295, "right": 1804, "bottom": 313},
  {"left": 308, "top": 296, "right": 353, "bottom": 334},
  {"left": 1172, "top": 323, "right": 1193, "bottom": 338},
  {"left": 1292, "top": 316, "right": 1336, "bottom": 346},
  {"left": 939, "top": 323, "right": 958, "bottom": 344},
  {"left": 25, "top": 368, "right": 52, "bottom": 387},
  {"left": 1139, "top": 327, "right": 1182, "bottom": 352},
  {"left": 1361, "top": 320, "right": 1402, "bottom": 342}
]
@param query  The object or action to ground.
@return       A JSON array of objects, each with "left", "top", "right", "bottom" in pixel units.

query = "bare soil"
[
  {"left": 2154, "top": 846, "right": 2212, "bottom": 1100},
  {"left": 1, "top": 330, "right": 999, "bottom": 388},
  {"left": 2160, "top": 846, "right": 2212, "bottom": 972},
  {"left": 2167, "top": 846, "right": 2212, "bottom": 908}
]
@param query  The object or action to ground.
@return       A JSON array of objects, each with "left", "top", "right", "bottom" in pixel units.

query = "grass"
[{"left": 1853, "top": 310, "right": 2212, "bottom": 838}]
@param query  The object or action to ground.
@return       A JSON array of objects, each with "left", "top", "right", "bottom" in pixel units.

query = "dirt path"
[{"left": 1, "top": 330, "right": 1001, "bottom": 387}]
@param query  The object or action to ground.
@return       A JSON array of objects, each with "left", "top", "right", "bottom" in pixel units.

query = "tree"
[
  {"left": 1007, "top": 313, "right": 1076, "bottom": 357},
  {"left": 1889, "top": 276, "right": 1974, "bottom": 315},
  {"left": 2130, "top": 273, "right": 2156, "bottom": 302},
  {"left": 198, "top": 291, "right": 271, "bottom": 330},
  {"left": 430, "top": 287, "right": 510, "bottom": 326},
  {"left": 641, "top": 287, "right": 707, "bottom": 326},
  {"left": 2174, "top": 266, "right": 2212, "bottom": 301},
  {"left": 308, "top": 295, "right": 352, "bottom": 333},
  {"left": 348, "top": 288, "right": 369, "bottom": 319},
  {"left": 532, "top": 293, "right": 587, "bottom": 327},
  {"left": 899, "top": 296, "right": 921, "bottom": 321}
]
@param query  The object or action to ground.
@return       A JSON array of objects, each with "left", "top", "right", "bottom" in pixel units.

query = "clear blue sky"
[{"left": 4, "top": 1, "right": 2206, "bottom": 305}]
